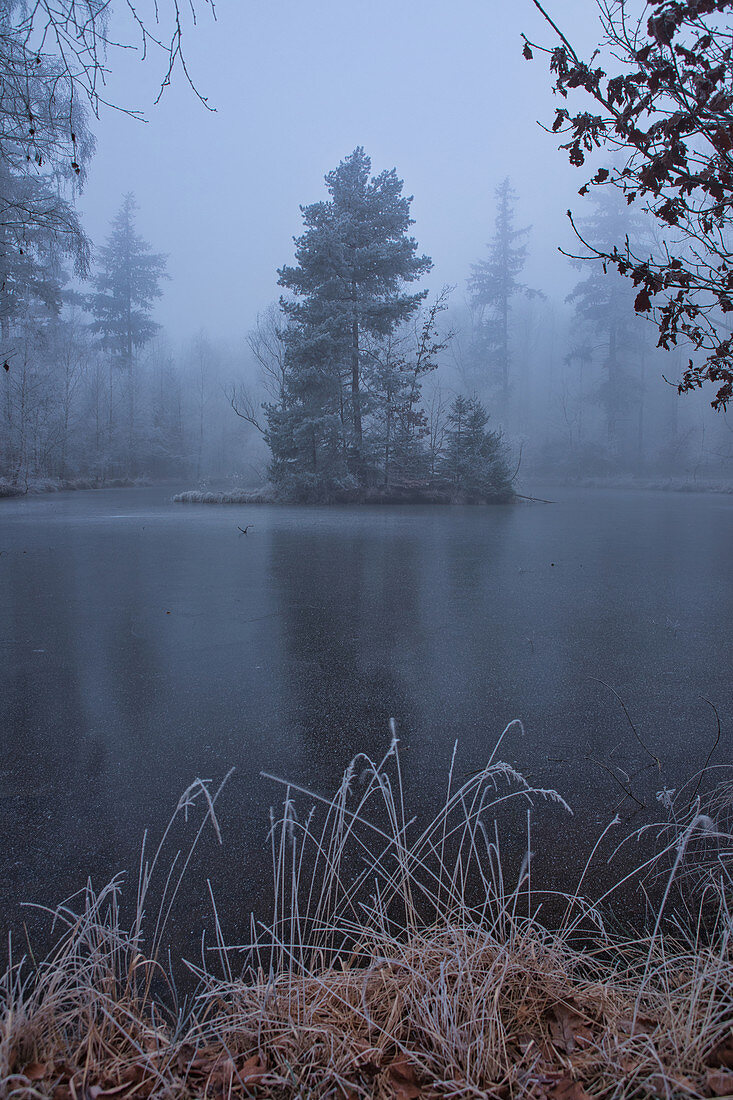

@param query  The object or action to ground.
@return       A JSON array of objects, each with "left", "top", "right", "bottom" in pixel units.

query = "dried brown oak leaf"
[
  {"left": 21, "top": 1063, "right": 47, "bottom": 1081},
  {"left": 708, "top": 1036, "right": 733, "bottom": 1070},
  {"left": 238, "top": 1054, "right": 268, "bottom": 1086},
  {"left": 386, "top": 1053, "right": 422, "bottom": 1100},
  {"left": 549, "top": 1078, "right": 591, "bottom": 1100},
  {"left": 708, "top": 1068, "right": 733, "bottom": 1097},
  {"left": 549, "top": 1004, "right": 593, "bottom": 1055}
]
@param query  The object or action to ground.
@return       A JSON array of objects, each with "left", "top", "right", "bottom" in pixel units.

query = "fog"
[
  {"left": 77, "top": 0, "right": 599, "bottom": 339},
  {"left": 1, "top": 0, "right": 732, "bottom": 489}
]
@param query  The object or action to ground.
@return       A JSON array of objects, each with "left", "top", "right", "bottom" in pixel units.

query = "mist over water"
[{"left": 1, "top": 485, "right": 730, "bottom": 954}]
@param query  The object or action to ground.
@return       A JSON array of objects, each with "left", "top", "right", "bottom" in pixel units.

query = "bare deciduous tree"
[{"left": 227, "top": 304, "right": 289, "bottom": 435}]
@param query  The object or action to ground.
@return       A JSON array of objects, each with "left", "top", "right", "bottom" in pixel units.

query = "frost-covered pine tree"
[
  {"left": 274, "top": 148, "right": 432, "bottom": 496},
  {"left": 441, "top": 395, "right": 513, "bottom": 501},
  {"left": 89, "top": 195, "right": 167, "bottom": 369}
]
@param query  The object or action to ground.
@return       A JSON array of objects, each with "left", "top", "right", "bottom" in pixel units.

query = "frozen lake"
[{"left": 1, "top": 486, "right": 731, "bottom": 952}]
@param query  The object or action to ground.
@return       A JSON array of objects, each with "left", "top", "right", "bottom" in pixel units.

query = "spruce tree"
[
  {"left": 468, "top": 179, "right": 540, "bottom": 398},
  {"left": 441, "top": 395, "right": 513, "bottom": 500},
  {"left": 89, "top": 194, "right": 167, "bottom": 368},
  {"left": 88, "top": 194, "right": 167, "bottom": 471},
  {"left": 276, "top": 148, "right": 431, "bottom": 492}
]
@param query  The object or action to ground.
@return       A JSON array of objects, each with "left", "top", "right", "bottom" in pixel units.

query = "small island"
[
  {"left": 178, "top": 150, "right": 515, "bottom": 506},
  {"left": 174, "top": 392, "right": 514, "bottom": 505}
]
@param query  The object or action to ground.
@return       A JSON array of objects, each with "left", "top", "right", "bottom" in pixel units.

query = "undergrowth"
[{"left": 1, "top": 722, "right": 732, "bottom": 1099}]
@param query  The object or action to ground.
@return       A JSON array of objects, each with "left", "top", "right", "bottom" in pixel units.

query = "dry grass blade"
[{"left": 1, "top": 727, "right": 731, "bottom": 1099}]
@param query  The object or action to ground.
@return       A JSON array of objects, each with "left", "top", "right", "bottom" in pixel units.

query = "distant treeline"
[{"left": 2, "top": 157, "right": 732, "bottom": 495}]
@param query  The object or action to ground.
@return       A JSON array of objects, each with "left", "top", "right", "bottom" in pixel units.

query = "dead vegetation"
[{"left": 1, "top": 724, "right": 732, "bottom": 1099}]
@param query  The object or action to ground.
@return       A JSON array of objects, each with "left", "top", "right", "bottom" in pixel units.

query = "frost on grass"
[
  {"left": 2, "top": 723, "right": 733, "bottom": 1099},
  {"left": 172, "top": 488, "right": 274, "bottom": 504}
]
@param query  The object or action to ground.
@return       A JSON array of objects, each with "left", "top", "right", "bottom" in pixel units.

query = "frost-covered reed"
[{"left": 1, "top": 724, "right": 732, "bottom": 1099}]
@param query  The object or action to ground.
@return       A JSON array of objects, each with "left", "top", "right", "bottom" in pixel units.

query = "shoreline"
[
  {"left": 0, "top": 476, "right": 156, "bottom": 499},
  {"left": 172, "top": 486, "right": 517, "bottom": 505},
  {"left": 2, "top": 476, "right": 731, "bottom": 503},
  {"left": 534, "top": 475, "right": 733, "bottom": 495}
]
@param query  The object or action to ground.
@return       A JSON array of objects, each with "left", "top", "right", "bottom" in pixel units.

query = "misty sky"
[{"left": 77, "top": 0, "right": 602, "bottom": 343}]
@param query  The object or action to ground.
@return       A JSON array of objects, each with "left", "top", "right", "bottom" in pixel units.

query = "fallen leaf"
[
  {"left": 708, "top": 1069, "right": 733, "bottom": 1096},
  {"left": 549, "top": 1005, "right": 593, "bottom": 1054},
  {"left": 387, "top": 1053, "right": 421, "bottom": 1100},
  {"left": 120, "top": 1065, "right": 145, "bottom": 1085},
  {"left": 23, "top": 1063, "right": 47, "bottom": 1081},
  {"left": 549, "top": 1079, "right": 591, "bottom": 1100},
  {"left": 649, "top": 1073, "right": 699, "bottom": 1095},
  {"left": 708, "top": 1037, "right": 733, "bottom": 1070},
  {"left": 618, "top": 1014, "right": 658, "bottom": 1037},
  {"left": 238, "top": 1053, "right": 267, "bottom": 1086}
]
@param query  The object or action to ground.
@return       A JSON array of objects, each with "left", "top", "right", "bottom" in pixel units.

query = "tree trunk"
[
  {"left": 108, "top": 360, "right": 114, "bottom": 478},
  {"left": 384, "top": 386, "right": 392, "bottom": 487},
  {"left": 126, "top": 312, "right": 135, "bottom": 478},
  {"left": 607, "top": 320, "right": 618, "bottom": 452},
  {"left": 500, "top": 287, "right": 509, "bottom": 399},
  {"left": 636, "top": 346, "right": 646, "bottom": 474},
  {"left": 351, "top": 285, "right": 363, "bottom": 480}
]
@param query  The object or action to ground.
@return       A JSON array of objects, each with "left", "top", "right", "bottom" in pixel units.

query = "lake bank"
[
  {"left": 172, "top": 482, "right": 515, "bottom": 505},
  {"left": 0, "top": 475, "right": 154, "bottom": 498},
  {"left": 538, "top": 474, "right": 733, "bottom": 495}
]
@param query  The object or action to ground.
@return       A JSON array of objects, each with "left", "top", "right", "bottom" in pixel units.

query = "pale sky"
[{"left": 77, "top": 0, "right": 601, "bottom": 343}]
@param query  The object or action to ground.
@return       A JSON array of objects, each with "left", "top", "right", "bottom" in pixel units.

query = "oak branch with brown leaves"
[{"left": 524, "top": 0, "right": 733, "bottom": 409}]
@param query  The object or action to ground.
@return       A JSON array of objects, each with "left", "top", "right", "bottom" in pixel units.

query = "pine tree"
[
  {"left": 275, "top": 148, "right": 431, "bottom": 493},
  {"left": 468, "top": 178, "right": 540, "bottom": 398},
  {"left": 88, "top": 194, "right": 167, "bottom": 472}
]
